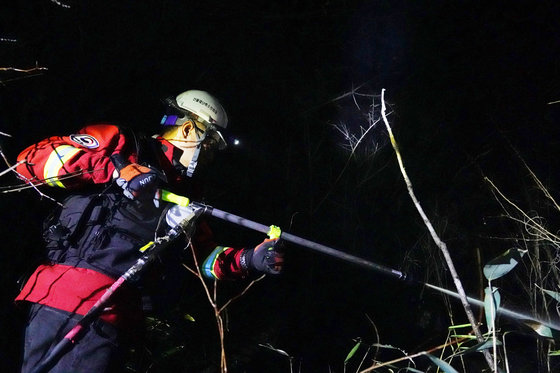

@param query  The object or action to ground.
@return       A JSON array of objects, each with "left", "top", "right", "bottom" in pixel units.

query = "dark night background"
[{"left": 1, "top": 1, "right": 560, "bottom": 372}]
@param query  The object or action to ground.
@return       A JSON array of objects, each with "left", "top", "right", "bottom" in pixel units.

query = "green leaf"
[
  {"left": 484, "top": 286, "right": 501, "bottom": 332},
  {"left": 344, "top": 342, "right": 362, "bottom": 363},
  {"left": 483, "top": 248, "right": 527, "bottom": 280},
  {"left": 548, "top": 349, "right": 560, "bottom": 356},
  {"left": 448, "top": 323, "right": 473, "bottom": 330},
  {"left": 537, "top": 325, "right": 554, "bottom": 338},
  {"left": 542, "top": 289, "right": 560, "bottom": 303},
  {"left": 425, "top": 354, "right": 459, "bottom": 373},
  {"left": 523, "top": 321, "right": 560, "bottom": 340},
  {"left": 455, "top": 340, "right": 502, "bottom": 356},
  {"left": 478, "top": 341, "right": 499, "bottom": 351},
  {"left": 184, "top": 313, "right": 196, "bottom": 322},
  {"left": 161, "top": 345, "right": 184, "bottom": 358}
]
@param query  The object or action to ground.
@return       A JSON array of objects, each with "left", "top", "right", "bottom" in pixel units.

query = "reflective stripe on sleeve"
[
  {"left": 43, "top": 145, "right": 81, "bottom": 187},
  {"left": 202, "top": 246, "right": 229, "bottom": 279}
]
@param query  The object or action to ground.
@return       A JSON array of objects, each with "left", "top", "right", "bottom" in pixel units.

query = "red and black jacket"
[{"left": 15, "top": 124, "right": 247, "bottom": 324}]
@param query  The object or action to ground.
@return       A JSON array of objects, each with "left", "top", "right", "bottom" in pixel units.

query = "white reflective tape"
[{"left": 43, "top": 145, "right": 81, "bottom": 188}]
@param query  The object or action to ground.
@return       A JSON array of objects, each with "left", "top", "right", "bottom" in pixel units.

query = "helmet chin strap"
[
  {"left": 184, "top": 125, "right": 206, "bottom": 177},
  {"left": 185, "top": 143, "right": 201, "bottom": 177}
]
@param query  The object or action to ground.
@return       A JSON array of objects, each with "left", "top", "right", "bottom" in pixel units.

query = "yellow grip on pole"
[
  {"left": 267, "top": 225, "right": 282, "bottom": 239},
  {"left": 161, "top": 189, "right": 190, "bottom": 207},
  {"left": 139, "top": 241, "right": 154, "bottom": 253}
]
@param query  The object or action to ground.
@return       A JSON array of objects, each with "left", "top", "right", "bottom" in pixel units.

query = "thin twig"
[
  {"left": 0, "top": 146, "right": 62, "bottom": 205},
  {"left": 0, "top": 62, "right": 48, "bottom": 86},
  {"left": 502, "top": 138, "right": 560, "bottom": 212},
  {"left": 219, "top": 274, "right": 265, "bottom": 313},
  {"left": 0, "top": 159, "right": 26, "bottom": 178},
  {"left": 1, "top": 168, "right": 106, "bottom": 193},
  {"left": 185, "top": 243, "right": 227, "bottom": 371},
  {"left": 365, "top": 313, "right": 381, "bottom": 363},
  {"left": 360, "top": 337, "right": 469, "bottom": 372},
  {"left": 314, "top": 93, "right": 383, "bottom": 213},
  {"left": 184, "top": 244, "right": 266, "bottom": 373},
  {"left": 485, "top": 177, "right": 560, "bottom": 244},
  {"left": 0, "top": 73, "right": 46, "bottom": 85},
  {"left": 301, "top": 82, "right": 369, "bottom": 115},
  {"left": 0, "top": 65, "right": 48, "bottom": 73}
]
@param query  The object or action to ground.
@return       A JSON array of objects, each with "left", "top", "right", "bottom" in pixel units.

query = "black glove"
[
  {"left": 115, "top": 163, "right": 159, "bottom": 202},
  {"left": 240, "top": 238, "right": 284, "bottom": 275}
]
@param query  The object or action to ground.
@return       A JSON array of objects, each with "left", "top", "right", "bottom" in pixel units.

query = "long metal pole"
[
  {"left": 201, "top": 204, "right": 408, "bottom": 280},
  {"left": 196, "top": 202, "right": 560, "bottom": 332}
]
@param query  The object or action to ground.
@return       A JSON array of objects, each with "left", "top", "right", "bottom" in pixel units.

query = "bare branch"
[
  {"left": 0, "top": 62, "right": 49, "bottom": 85},
  {"left": 302, "top": 82, "right": 369, "bottom": 114},
  {"left": 0, "top": 159, "right": 26, "bottom": 178},
  {"left": 218, "top": 274, "right": 265, "bottom": 313},
  {"left": 0, "top": 144, "right": 62, "bottom": 206},
  {"left": 380, "top": 88, "right": 494, "bottom": 371},
  {"left": 314, "top": 90, "right": 385, "bottom": 212},
  {"left": 184, "top": 242, "right": 266, "bottom": 373},
  {"left": 0, "top": 64, "right": 48, "bottom": 73}
]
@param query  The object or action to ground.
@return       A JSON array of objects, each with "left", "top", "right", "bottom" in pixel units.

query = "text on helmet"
[{"left": 192, "top": 98, "right": 218, "bottom": 115}]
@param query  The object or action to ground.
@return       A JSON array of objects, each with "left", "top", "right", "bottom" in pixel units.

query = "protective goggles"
[{"left": 161, "top": 100, "right": 227, "bottom": 150}]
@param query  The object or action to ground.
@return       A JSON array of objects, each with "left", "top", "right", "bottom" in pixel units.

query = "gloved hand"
[
  {"left": 240, "top": 238, "right": 284, "bottom": 275},
  {"left": 115, "top": 163, "right": 159, "bottom": 202}
]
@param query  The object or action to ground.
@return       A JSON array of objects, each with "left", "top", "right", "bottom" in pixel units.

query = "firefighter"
[{"left": 15, "top": 90, "right": 284, "bottom": 372}]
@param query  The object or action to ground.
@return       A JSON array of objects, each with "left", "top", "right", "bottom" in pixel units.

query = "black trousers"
[{"left": 21, "top": 304, "right": 124, "bottom": 373}]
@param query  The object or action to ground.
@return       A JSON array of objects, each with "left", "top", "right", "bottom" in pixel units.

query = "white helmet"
[
  {"left": 175, "top": 90, "right": 228, "bottom": 129},
  {"left": 161, "top": 90, "right": 228, "bottom": 148}
]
